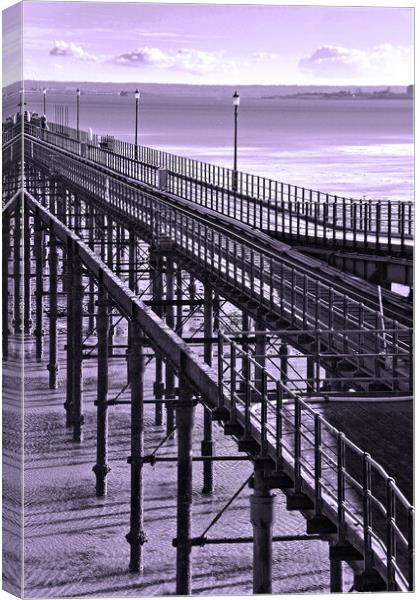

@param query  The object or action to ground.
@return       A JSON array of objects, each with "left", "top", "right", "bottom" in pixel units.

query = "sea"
[{"left": 5, "top": 84, "right": 414, "bottom": 202}]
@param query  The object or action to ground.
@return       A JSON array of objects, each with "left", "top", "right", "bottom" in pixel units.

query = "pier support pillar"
[
  {"left": 64, "top": 244, "right": 74, "bottom": 427},
  {"left": 23, "top": 207, "right": 32, "bottom": 334},
  {"left": 34, "top": 217, "right": 44, "bottom": 361},
  {"left": 13, "top": 205, "right": 22, "bottom": 334},
  {"left": 280, "top": 342, "right": 288, "bottom": 383},
  {"left": 165, "top": 256, "right": 175, "bottom": 437},
  {"left": 255, "top": 322, "right": 266, "bottom": 397},
  {"left": 47, "top": 232, "right": 58, "bottom": 389},
  {"left": 151, "top": 249, "right": 164, "bottom": 426},
  {"left": 3, "top": 211, "right": 10, "bottom": 359},
  {"left": 175, "top": 365, "right": 195, "bottom": 596},
  {"left": 71, "top": 253, "right": 84, "bottom": 442},
  {"left": 330, "top": 554, "right": 343, "bottom": 593},
  {"left": 126, "top": 321, "right": 146, "bottom": 573},
  {"left": 93, "top": 282, "right": 111, "bottom": 496},
  {"left": 250, "top": 460, "right": 275, "bottom": 594},
  {"left": 201, "top": 283, "right": 214, "bottom": 494},
  {"left": 87, "top": 203, "right": 95, "bottom": 334}
]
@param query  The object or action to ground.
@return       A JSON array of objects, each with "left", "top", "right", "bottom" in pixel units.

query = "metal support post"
[
  {"left": 3, "top": 211, "right": 11, "bottom": 358},
  {"left": 64, "top": 244, "right": 74, "bottom": 427},
  {"left": 23, "top": 207, "right": 32, "bottom": 334},
  {"left": 47, "top": 232, "right": 58, "bottom": 388},
  {"left": 250, "top": 460, "right": 275, "bottom": 594},
  {"left": 71, "top": 253, "right": 84, "bottom": 442},
  {"left": 13, "top": 204, "right": 22, "bottom": 334},
  {"left": 151, "top": 249, "right": 164, "bottom": 425},
  {"left": 93, "top": 282, "right": 111, "bottom": 496},
  {"left": 175, "top": 360, "right": 196, "bottom": 596},
  {"left": 126, "top": 321, "right": 146, "bottom": 572},
  {"left": 201, "top": 283, "right": 214, "bottom": 494},
  {"left": 87, "top": 203, "right": 95, "bottom": 333},
  {"left": 34, "top": 217, "right": 44, "bottom": 361},
  {"left": 255, "top": 322, "right": 266, "bottom": 396},
  {"left": 165, "top": 256, "right": 175, "bottom": 437},
  {"left": 330, "top": 554, "right": 343, "bottom": 593}
]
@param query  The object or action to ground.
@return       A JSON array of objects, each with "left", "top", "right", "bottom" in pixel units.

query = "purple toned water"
[{"left": 14, "top": 89, "right": 414, "bottom": 202}]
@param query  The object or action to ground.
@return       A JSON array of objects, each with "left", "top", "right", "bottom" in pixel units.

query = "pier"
[{"left": 2, "top": 119, "right": 413, "bottom": 594}]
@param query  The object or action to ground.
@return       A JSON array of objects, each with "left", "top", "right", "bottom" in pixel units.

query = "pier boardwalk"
[{"left": 2, "top": 120, "right": 413, "bottom": 595}]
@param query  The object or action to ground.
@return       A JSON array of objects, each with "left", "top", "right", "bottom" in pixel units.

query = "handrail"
[
  {"left": 18, "top": 121, "right": 414, "bottom": 255},
  {"left": 18, "top": 182, "right": 413, "bottom": 591},
  {"left": 218, "top": 329, "right": 413, "bottom": 591}
]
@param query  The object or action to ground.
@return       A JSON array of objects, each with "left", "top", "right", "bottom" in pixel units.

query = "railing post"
[{"left": 386, "top": 478, "right": 396, "bottom": 590}]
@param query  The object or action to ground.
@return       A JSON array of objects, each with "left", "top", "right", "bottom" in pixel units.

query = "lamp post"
[
  {"left": 42, "top": 88, "right": 46, "bottom": 116},
  {"left": 76, "top": 88, "right": 81, "bottom": 140},
  {"left": 232, "top": 90, "right": 240, "bottom": 192},
  {"left": 134, "top": 89, "right": 140, "bottom": 160}
]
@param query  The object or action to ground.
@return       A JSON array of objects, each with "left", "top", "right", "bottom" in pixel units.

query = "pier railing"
[
  {"left": 218, "top": 330, "right": 413, "bottom": 591},
  {"left": 20, "top": 188, "right": 414, "bottom": 591},
  {"left": 22, "top": 122, "right": 414, "bottom": 255},
  {"left": 25, "top": 136, "right": 413, "bottom": 393}
]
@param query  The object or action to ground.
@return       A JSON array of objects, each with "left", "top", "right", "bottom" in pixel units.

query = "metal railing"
[
  {"left": 22, "top": 121, "right": 414, "bottom": 255},
  {"left": 20, "top": 189, "right": 413, "bottom": 591},
  {"left": 24, "top": 138, "right": 412, "bottom": 393},
  {"left": 218, "top": 330, "right": 413, "bottom": 591}
]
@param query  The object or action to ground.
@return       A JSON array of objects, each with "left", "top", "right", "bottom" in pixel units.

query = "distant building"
[{"left": 406, "top": 85, "right": 414, "bottom": 98}]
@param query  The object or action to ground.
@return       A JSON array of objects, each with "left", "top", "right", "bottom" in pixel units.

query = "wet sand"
[{"left": 3, "top": 327, "right": 354, "bottom": 597}]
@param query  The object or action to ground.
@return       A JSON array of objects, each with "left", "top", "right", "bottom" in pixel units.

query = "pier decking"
[{"left": 2, "top": 120, "right": 413, "bottom": 595}]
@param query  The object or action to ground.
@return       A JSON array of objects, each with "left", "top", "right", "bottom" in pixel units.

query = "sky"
[{"left": 2, "top": 1, "right": 415, "bottom": 86}]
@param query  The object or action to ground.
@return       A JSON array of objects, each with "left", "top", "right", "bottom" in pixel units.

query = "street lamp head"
[
  {"left": 135, "top": 89, "right": 140, "bottom": 100},
  {"left": 76, "top": 88, "right": 81, "bottom": 96},
  {"left": 42, "top": 88, "right": 47, "bottom": 95},
  {"left": 233, "top": 91, "right": 240, "bottom": 107}
]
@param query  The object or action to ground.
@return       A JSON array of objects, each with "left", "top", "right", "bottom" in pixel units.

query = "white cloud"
[
  {"left": 252, "top": 52, "right": 278, "bottom": 61},
  {"left": 111, "top": 46, "right": 236, "bottom": 75},
  {"left": 50, "top": 41, "right": 98, "bottom": 62},
  {"left": 298, "top": 44, "right": 413, "bottom": 81}
]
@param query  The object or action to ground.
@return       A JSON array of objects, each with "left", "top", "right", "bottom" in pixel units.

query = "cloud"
[
  {"left": 298, "top": 44, "right": 413, "bottom": 80},
  {"left": 111, "top": 46, "right": 235, "bottom": 75},
  {"left": 50, "top": 41, "right": 98, "bottom": 62},
  {"left": 252, "top": 52, "right": 278, "bottom": 61}
]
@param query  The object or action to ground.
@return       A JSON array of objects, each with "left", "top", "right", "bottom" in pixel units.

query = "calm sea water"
[{"left": 17, "top": 90, "right": 414, "bottom": 201}]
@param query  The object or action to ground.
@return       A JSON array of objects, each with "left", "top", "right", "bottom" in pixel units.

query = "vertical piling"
[
  {"left": 165, "top": 256, "right": 175, "bottom": 436},
  {"left": 47, "top": 231, "right": 58, "bottom": 388},
  {"left": 330, "top": 554, "right": 343, "bottom": 593},
  {"left": 3, "top": 210, "right": 11, "bottom": 358},
  {"left": 93, "top": 281, "right": 111, "bottom": 496},
  {"left": 13, "top": 204, "right": 22, "bottom": 334},
  {"left": 87, "top": 203, "right": 95, "bottom": 333},
  {"left": 23, "top": 207, "right": 32, "bottom": 334},
  {"left": 34, "top": 216, "right": 44, "bottom": 361},
  {"left": 201, "top": 283, "right": 214, "bottom": 494},
  {"left": 175, "top": 358, "right": 196, "bottom": 596},
  {"left": 71, "top": 252, "right": 84, "bottom": 442},
  {"left": 151, "top": 249, "right": 164, "bottom": 425},
  {"left": 64, "top": 242, "right": 74, "bottom": 427},
  {"left": 250, "top": 460, "right": 275, "bottom": 594},
  {"left": 126, "top": 320, "right": 146, "bottom": 572}
]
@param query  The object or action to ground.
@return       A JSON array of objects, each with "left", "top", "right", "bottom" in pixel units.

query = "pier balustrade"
[
  {"left": 21, "top": 121, "right": 414, "bottom": 256},
  {"left": 23, "top": 137, "right": 412, "bottom": 392}
]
